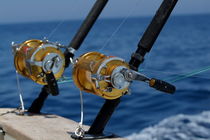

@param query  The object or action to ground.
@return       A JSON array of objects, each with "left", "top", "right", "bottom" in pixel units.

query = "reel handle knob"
[{"left": 149, "top": 78, "right": 176, "bottom": 94}]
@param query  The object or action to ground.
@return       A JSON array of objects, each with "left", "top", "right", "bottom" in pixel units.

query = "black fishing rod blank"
[
  {"left": 65, "top": 0, "right": 109, "bottom": 67},
  {"left": 128, "top": 0, "right": 178, "bottom": 94},
  {"left": 129, "top": 0, "right": 178, "bottom": 71}
]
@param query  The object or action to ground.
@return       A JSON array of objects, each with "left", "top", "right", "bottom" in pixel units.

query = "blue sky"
[{"left": 0, "top": 0, "right": 210, "bottom": 24}]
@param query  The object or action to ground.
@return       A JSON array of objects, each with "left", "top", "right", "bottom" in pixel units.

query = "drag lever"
[{"left": 122, "top": 68, "right": 176, "bottom": 94}]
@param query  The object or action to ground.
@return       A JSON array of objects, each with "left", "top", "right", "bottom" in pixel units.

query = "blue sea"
[{"left": 1, "top": 14, "right": 210, "bottom": 140}]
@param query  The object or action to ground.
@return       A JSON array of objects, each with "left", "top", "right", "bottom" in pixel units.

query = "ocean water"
[{"left": 0, "top": 14, "right": 210, "bottom": 139}]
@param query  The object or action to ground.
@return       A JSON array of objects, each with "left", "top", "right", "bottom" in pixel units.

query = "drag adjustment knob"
[{"left": 149, "top": 78, "right": 176, "bottom": 94}]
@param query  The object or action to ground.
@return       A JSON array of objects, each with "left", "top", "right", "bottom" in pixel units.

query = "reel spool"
[
  {"left": 13, "top": 39, "right": 65, "bottom": 85},
  {"left": 73, "top": 52, "right": 130, "bottom": 100}
]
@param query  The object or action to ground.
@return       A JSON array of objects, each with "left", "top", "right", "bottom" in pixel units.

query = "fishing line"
[
  {"left": 141, "top": 69, "right": 210, "bottom": 80},
  {"left": 61, "top": 75, "right": 85, "bottom": 136},
  {"left": 15, "top": 71, "right": 25, "bottom": 113},
  {"left": 74, "top": 90, "right": 85, "bottom": 137},
  {"left": 166, "top": 65, "right": 210, "bottom": 83},
  {"left": 79, "top": 90, "right": 84, "bottom": 128},
  {"left": 46, "top": 20, "right": 65, "bottom": 40},
  {"left": 12, "top": 42, "right": 25, "bottom": 113},
  {"left": 99, "top": 0, "right": 141, "bottom": 52},
  {"left": 45, "top": 1, "right": 82, "bottom": 40},
  {"left": 57, "top": 76, "right": 73, "bottom": 84},
  {"left": 57, "top": 65, "right": 210, "bottom": 84},
  {"left": 45, "top": 1, "right": 86, "bottom": 40}
]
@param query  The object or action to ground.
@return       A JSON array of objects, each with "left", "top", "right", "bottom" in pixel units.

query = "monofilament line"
[
  {"left": 15, "top": 71, "right": 25, "bottom": 112},
  {"left": 74, "top": 90, "right": 85, "bottom": 137},
  {"left": 79, "top": 90, "right": 84, "bottom": 127},
  {"left": 99, "top": 0, "right": 141, "bottom": 52},
  {"left": 47, "top": 20, "right": 65, "bottom": 39}
]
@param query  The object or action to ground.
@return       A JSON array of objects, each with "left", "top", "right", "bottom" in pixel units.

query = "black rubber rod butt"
[
  {"left": 65, "top": 0, "right": 108, "bottom": 67},
  {"left": 129, "top": 0, "right": 178, "bottom": 70},
  {"left": 149, "top": 78, "right": 176, "bottom": 94},
  {"left": 28, "top": 86, "right": 49, "bottom": 113},
  {"left": 88, "top": 98, "right": 121, "bottom": 135}
]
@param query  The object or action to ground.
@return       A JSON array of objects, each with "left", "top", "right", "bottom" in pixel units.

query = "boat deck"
[{"left": 0, "top": 108, "right": 126, "bottom": 140}]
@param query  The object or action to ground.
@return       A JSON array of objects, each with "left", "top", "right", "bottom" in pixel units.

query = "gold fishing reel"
[
  {"left": 12, "top": 39, "right": 65, "bottom": 85},
  {"left": 73, "top": 52, "right": 130, "bottom": 100},
  {"left": 73, "top": 52, "right": 176, "bottom": 100}
]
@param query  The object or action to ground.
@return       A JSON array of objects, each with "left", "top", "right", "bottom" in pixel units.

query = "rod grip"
[{"left": 149, "top": 78, "right": 176, "bottom": 94}]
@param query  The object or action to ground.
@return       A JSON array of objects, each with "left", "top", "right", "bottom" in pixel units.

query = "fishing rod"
[
  {"left": 64, "top": 0, "right": 109, "bottom": 67},
  {"left": 28, "top": 0, "right": 109, "bottom": 114},
  {"left": 75, "top": 0, "right": 178, "bottom": 138},
  {"left": 129, "top": 0, "right": 178, "bottom": 70},
  {"left": 12, "top": 0, "right": 109, "bottom": 114}
]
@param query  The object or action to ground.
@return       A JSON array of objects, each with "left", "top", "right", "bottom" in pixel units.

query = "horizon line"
[{"left": 0, "top": 13, "right": 209, "bottom": 25}]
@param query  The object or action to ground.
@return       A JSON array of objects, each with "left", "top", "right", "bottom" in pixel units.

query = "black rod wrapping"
[
  {"left": 88, "top": 98, "right": 121, "bottom": 135},
  {"left": 129, "top": 0, "right": 178, "bottom": 70},
  {"left": 68, "top": 0, "right": 108, "bottom": 50}
]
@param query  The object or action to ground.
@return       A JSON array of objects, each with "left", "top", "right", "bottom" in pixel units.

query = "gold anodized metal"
[
  {"left": 14, "top": 39, "right": 65, "bottom": 85},
  {"left": 73, "top": 52, "right": 129, "bottom": 100}
]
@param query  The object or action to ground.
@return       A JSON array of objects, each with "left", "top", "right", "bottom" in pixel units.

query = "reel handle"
[
  {"left": 121, "top": 69, "right": 176, "bottom": 94},
  {"left": 46, "top": 72, "right": 59, "bottom": 96},
  {"left": 149, "top": 78, "right": 176, "bottom": 94}
]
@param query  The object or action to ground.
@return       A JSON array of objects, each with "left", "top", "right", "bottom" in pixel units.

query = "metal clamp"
[{"left": 67, "top": 47, "right": 76, "bottom": 54}]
